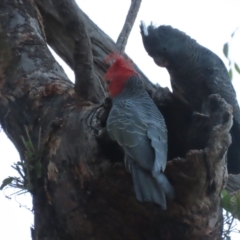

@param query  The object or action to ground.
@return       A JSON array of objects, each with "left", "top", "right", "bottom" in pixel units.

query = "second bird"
[{"left": 140, "top": 23, "right": 240, "bottom": 174}]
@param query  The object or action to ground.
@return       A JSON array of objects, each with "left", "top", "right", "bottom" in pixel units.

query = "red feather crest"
[
  {"left": 105, "top": 53, "right": 138, "bottom": 81},
  {"left": 104, "top": 53, "right": 139, "bottom": 97}
]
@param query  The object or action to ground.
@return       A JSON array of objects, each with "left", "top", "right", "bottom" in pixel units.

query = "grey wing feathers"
[
  {"left": 147, "top": 126, "right": 168, "bottom": 173},
  {"left": 107, "top": 99, "right": 168, "bottom": 171},
  {"left": 107, "top": 99, "right": 173, "bottom": 208},
  {"left": 107, "top": 101, "right": 147, "bottom": 148}
]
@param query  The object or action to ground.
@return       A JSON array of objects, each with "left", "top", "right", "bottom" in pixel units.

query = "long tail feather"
[{"left": 131, "top": 162, "right": 170, "bottom": 209}]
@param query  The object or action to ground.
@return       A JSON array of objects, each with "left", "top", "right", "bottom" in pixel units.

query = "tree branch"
[
  {"left": 45, "top": 0, "right": 102, "bottom": 103},
  {"left": 116, "top": 0, "right": 142, "bottom": 53},
  {"left": 34, "top": 0, "right": 156, "bottom": 94},
  {"left": 73, "top": 35, "right": 97, "bottom": 102}
]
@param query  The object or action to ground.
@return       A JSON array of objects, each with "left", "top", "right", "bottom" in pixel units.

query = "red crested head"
[{"left": 104, "top": 53, "right": 139, "bottom": 98}]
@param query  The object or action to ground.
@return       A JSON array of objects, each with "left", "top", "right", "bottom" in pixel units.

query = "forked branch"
[{"left": 35, "top": 0, "right": 156, "bottom": 94}]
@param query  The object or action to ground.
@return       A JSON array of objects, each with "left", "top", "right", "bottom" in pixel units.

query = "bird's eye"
[
  {"left": 163, "top": 47, "right": 167, "bottom": 52},
  {"left": 106, "top": 80, "right": 110, "bottom": 85}
]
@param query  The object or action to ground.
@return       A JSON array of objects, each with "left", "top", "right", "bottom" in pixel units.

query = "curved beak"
[{"left": 153, "top": 56, "right": 168, "bottom": 68}]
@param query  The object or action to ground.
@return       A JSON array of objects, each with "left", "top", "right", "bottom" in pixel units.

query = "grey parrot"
[{"left": 105, "top": 53, "right": 174, "bottom": 209}]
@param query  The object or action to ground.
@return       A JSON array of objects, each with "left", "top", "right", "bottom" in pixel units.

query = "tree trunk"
[{"left": 0, "top": 0, "right": 236, "bottom": 239}]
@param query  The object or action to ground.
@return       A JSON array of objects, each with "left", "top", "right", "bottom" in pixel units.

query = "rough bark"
[{"left": 0, "top": 0, "right": 238, "bottom": 240}]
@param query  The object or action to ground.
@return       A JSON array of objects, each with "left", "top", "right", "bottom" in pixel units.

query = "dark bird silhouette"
[{"left": 140, "top": 23, "right": 240, "bottom": 174}]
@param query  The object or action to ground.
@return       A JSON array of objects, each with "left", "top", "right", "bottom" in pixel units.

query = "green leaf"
[
  {"left": 234, "top": 63, "right": 240, "bottom": 74},
  {"left": 16, "top": 161, "right": 24, "bottom": 166},
  {"left": 223, "top": 43, "right": 229, "bottom": 58},
  {"left": 235, "top": 192, "right": 240, "bottom": 214},
  {"left": 228, "top": 69, "right": 233, "bottom": 80},
  {"left": 0, "top": 177, "right": 14, "bottom": 190},
  {"left": 24, "top": 126, "right": 35, "bottom": 152},
  {"left": 221, "top": 190, "right": 232, "bottom": 212}
]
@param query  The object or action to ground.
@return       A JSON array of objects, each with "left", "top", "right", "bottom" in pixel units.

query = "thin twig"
[{"left": 116, "top": 0, "right": 142, "bottom": 54}]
